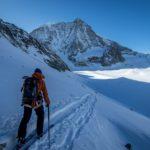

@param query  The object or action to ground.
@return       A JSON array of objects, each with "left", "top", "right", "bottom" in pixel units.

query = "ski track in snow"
[{"left": 30, "top": 94, "right": 97, "bottom": 150}]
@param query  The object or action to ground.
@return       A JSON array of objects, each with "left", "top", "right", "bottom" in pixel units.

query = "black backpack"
[{"left": 22, "top": 76, "right": 38, "bottom": 104}]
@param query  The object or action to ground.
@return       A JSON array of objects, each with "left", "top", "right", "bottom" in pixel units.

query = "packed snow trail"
[{"left": 28, "top": 94, "right": 97, "bottom": 150}]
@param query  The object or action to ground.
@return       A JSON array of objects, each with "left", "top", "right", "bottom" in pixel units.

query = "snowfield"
[
  {"left": 0, "top": 36, "right": 150, "bottom": 150},
  {"left": 75, "top": 69, "right": 150, "bottom": 117}
]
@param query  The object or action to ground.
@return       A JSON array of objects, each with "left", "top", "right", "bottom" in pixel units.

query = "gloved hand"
[
  {"left": 46, "top": 100, "right": 50, "bottom": 107},
  {"left": 45, "top": 103, "right": 49, "bottom": 107},
  {"left": 45, "top": 98, "right": 50, "bottom": 107}
]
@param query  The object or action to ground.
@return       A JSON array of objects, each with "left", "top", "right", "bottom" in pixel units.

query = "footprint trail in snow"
[{"left": 30, "top": 94, "right": 97, "bottom": 150}]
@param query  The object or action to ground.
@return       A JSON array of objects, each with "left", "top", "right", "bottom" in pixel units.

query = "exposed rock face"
[
  {"left": 100, "top": 46, "right": 125, "bottom": 66},
  {"left": 0, "top": 19, "right": 69, "bottom": 71}
]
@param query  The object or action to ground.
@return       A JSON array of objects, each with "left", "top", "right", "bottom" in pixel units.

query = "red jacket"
[{"left": 32, "top": 72, "right": 50, "bottom": 105}]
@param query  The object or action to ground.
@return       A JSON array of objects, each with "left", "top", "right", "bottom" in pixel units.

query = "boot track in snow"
[{"left": 12, "top": 94, "right": 97, "bottom": 150}]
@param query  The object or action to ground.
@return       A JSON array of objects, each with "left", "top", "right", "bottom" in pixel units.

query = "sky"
[{"left": 0, "top": 0, "right": 150, "bottom": 53}]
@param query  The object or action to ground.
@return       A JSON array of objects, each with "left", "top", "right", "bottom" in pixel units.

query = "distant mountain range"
[{"left": 1, "top": 18, "right": 150, "bottom": 71}]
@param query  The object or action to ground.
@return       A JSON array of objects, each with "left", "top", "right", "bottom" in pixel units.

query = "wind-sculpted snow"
[{"left": 30, "top": 94, "right": 97, "bottom": 150}]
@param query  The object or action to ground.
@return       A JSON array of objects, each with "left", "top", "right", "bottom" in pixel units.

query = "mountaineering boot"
[
  {"left": 16, "top": 137, "right": 26, "bottom": 149},
  {"left": 37, "top": 133, "right": 43, "bottom": 139}
]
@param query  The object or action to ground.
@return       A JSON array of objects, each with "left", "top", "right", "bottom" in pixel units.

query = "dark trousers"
[{"left": 18, "top": 105, "right": 44, "bottom": 138}]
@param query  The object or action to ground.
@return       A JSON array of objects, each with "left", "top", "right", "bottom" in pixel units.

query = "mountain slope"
[
  {"left": 0, "top": 18, "right": 69, "bottom": 71},
  {"left": 0, "top": 35, "right": 150, "bottom": 150},
  {"left": 31, "top": 18, "right": 150, "bottom": 70},
  {"left": 1, "top": 19, "right": 150, "bottom": 150}
]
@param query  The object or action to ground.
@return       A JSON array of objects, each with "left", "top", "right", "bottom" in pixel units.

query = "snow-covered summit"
[
  {"left": 31, "top": 18, "right": 150, "bottom": 70},
  {"left": 0, "top": 18, "right": 69, "bottom": 71},
  {"left": 31, "top": 18, "right": 105, "bottom": 53},
  {"left": 30, "top": 19, "right": 142, "bottom": 69}
]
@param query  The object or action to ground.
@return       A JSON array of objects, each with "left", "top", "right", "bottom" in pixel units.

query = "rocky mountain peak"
[
  {"left": 73, "top": 18, "right": 86, "bottom": 26},
  {"left": 30, "top": 19, "right": 150, "bottom": 70}
]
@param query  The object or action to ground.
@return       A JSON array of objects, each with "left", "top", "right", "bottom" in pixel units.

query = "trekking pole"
[{"left": 47, "top": 105, "right": 51, "bottom": 149}]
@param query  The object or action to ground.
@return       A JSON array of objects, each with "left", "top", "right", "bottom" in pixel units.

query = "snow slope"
[
  {"left": 73, "top": 94, "right": 150, "bottom": 150},
  {"left": 0, "top": 36, "right": 90, "bottom": 129},
  {"left": 0, "top": 36, "right": 150, "bottom": 150}
]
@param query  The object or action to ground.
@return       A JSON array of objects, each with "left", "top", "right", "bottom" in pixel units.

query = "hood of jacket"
[{"left": 32, "top": 72, "right": 45, "bottom": 80}]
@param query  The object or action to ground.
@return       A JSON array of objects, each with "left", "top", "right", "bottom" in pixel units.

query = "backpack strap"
[{"left": 32, "top": 77, "right": 39, "bottom": 101}]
